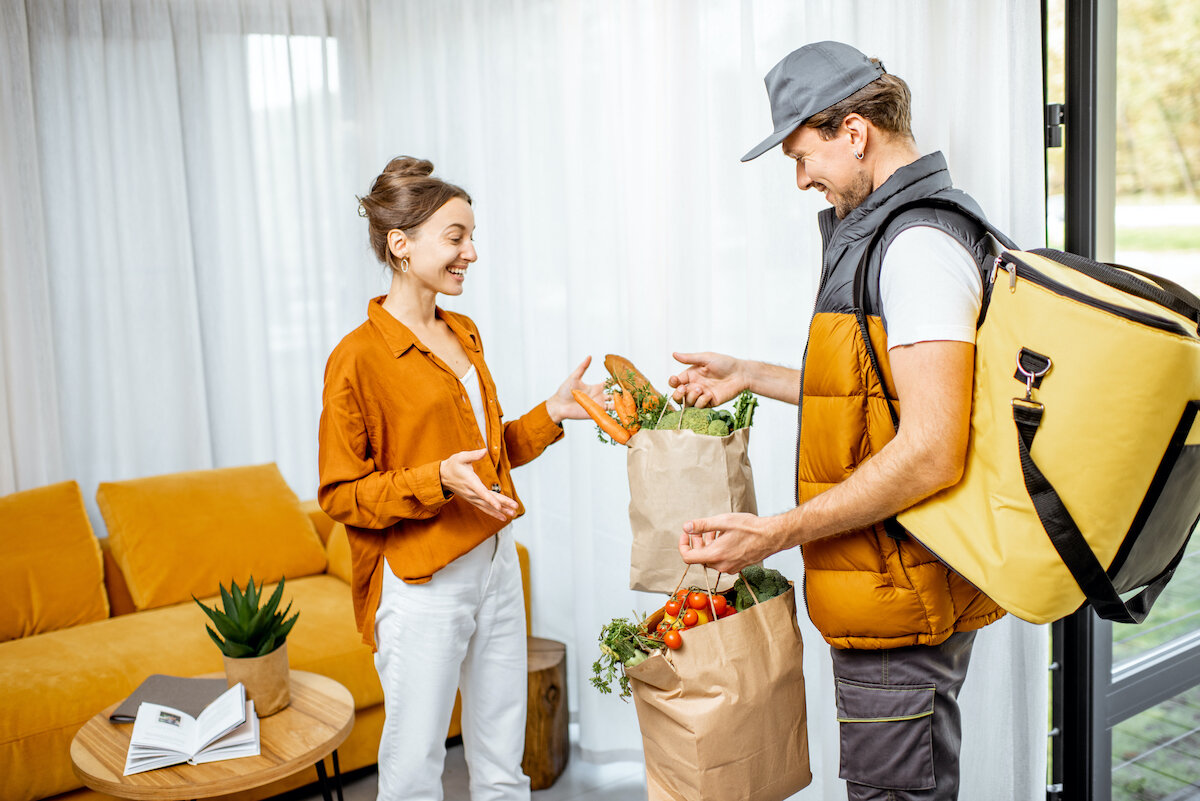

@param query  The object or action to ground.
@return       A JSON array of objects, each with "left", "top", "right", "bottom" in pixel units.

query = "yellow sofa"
[{"left": 0, "top": 464, "right": 530, "bottom": 801}]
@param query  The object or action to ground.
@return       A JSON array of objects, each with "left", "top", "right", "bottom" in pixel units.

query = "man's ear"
[{"left": 843, "top": 113, "right": 869, "bottom": 153}]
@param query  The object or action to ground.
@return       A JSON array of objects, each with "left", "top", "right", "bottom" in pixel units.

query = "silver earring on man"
[
  {"left": 400, "top": 257, "right": 410, "bottom": 273},
  {"left": 854, "top": 151, "right": 864, "bottom": 160}
]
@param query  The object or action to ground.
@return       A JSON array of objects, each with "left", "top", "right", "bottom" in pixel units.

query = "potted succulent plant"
[{"left": 194, "top": 575, "right": 299, "bottom": 717}]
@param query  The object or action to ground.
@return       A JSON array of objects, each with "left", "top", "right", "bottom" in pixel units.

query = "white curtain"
[
  {"left": 0, "top": 0, "right": 379, "bottom": 511},
  {"left": 2, "top": 1, "right": 1048, "bottom": 798}
]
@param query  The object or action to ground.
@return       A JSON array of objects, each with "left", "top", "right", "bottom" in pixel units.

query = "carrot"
[
  {"left": 612, "top": 388, "right": 640, "bottom": 431},
  {"left": 572, "top": 389, "right": 631, "bottom": 445}
]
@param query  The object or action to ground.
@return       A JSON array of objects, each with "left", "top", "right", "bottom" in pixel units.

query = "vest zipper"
[{"left": 995, "top": 253, "right": 1190, "bottom": 336}]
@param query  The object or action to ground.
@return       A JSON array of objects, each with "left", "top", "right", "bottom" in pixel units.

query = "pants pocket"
[{"left": 835, "top": 679, "right": 936, "bottom": 791}]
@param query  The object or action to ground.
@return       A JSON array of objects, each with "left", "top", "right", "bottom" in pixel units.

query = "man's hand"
[
  {"left": 678, "top": 512, "right": 783, "bottom": 574},
  {"left": 439, "top": 448, "right": 519, "bottom": 522},
  {"left": 668, "top": 351, "right": 746, "bottom": 408}
]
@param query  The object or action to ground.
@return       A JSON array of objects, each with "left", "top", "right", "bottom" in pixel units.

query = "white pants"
[{"left": 373, "top": 528, "right": 530, "bottom": 801}]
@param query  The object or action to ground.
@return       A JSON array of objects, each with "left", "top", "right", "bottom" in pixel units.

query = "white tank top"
[{"left": 459, "top": 364, "right": 489, "bottom": 445}]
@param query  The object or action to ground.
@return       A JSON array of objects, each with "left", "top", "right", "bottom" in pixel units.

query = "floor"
[{"left": 282, "top": 725, "right": 648, "bottom": 801}]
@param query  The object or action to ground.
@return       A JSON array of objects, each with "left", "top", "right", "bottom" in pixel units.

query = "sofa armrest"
[{"left": 300, "top": 499, "right": 337, "bottom": 545}]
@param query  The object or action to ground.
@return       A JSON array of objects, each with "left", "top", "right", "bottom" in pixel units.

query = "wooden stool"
[{"left": 522, "top": 636, "right": 569, "bottom": 790}]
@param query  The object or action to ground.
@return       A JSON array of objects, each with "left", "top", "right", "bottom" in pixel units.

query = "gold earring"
[{"left": 400, "top": 257, "right": 409, "bottom": 273}]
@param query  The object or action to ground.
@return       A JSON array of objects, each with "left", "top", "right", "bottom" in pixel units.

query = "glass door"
[{"left": 1047, "top": 1, "right": 1200, "bottom": 799}]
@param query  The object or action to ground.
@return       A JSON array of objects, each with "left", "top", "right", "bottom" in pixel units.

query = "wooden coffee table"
[{"left": 71, "top": 670, "right": 354, "bottom": 801}]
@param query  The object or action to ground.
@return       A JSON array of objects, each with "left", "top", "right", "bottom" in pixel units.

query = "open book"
[{"left": 123, "top": 682, "right": 260, "bottom": 775}]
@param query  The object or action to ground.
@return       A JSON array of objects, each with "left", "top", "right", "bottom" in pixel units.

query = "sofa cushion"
[
  {"left": 97, "top": 463, "right": 327, "bottom": 611},
  {"left": 0, "top": 481, "right": 108, "bottom": 642},
  {"left": 0, "top": 574, "right": 380, "bottom": 801}
]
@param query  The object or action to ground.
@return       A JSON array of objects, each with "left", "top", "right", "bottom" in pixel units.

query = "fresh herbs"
[{"left": 591, "top": 614, "right": 662, "bottom": 699}]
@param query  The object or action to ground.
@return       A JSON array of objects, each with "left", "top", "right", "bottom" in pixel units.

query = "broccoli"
[
  {"left": 655, "top": 407, "right": 713, "bottom": 434},
  {"left": 733, "top": 565, "right": 790, "bottom": 611},
  {"left": 706, "top": 419, "right": 730, "bottom": 436}
]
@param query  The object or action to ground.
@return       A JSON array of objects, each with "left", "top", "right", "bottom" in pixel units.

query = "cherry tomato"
[
  {"left": 657, "top": 619, "right": 672, "bottom": 632},
  {"left": 682, "top": 608, "right": 699, "bottom": 627},
  {"left": 663, "top": 630, "right": 682, "bottom": 650},
  {"left": 664, "top": 598, "right": 683, "bottom": 617},
  {"left": 710, "top": 595, "right": 728, "bottom": 616},
  {"left": 687, "top": 591, "right": 708, "bottom": 610}
]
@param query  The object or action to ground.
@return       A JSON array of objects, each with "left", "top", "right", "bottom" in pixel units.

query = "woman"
[{"left": 318, "top": 156, "right": 602, "bottom": 800}]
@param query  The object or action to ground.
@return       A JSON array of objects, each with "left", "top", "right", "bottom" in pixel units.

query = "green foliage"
[
  {"left": 733, "top": 390, "right": 758, "bottom": 430},
  {"left": 193, "top": 576, "right": 299, "bottom": 658},
  {"left": 1047, "top": 0, "right": 1200, "bottom": 199},
  {"left": 591, "top": 614, "right": 660, "bottom": 700},
  {"left": 653, "top": 391, "right": 758, "bottom": 437},
  {"left": 733, "top": 565, "right": 790, "bottom": 612}
]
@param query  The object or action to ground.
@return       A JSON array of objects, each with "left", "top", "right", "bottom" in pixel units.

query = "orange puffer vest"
[{"left": 797, "top": 153, "right": 1006, "bottom": 650}]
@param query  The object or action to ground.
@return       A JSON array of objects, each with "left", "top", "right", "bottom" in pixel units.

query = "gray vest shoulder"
[{"left": 817, "top": 193, "right": 993, "bottom": 318}]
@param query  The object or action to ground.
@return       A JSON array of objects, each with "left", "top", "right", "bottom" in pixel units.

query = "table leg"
[{"left": 315, "top": 751, "right": 345, "bottom": 801}]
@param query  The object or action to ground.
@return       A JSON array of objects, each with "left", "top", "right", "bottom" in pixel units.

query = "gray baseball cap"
[{"left": 741, "top": 41, "right": 886, "bottom": 162}]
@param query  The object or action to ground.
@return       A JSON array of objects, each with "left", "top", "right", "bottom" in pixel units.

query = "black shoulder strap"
[
  {"left": 851, "top": 197, "right": 1017, "bottom": 543},
  {"left": 851, "top": 196, "right": 1019, "bottom": 431}
]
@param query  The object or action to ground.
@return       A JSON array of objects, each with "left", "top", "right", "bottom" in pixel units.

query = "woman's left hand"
[{"left": 546, "top": 356, "right": 607, "bottom": 424}]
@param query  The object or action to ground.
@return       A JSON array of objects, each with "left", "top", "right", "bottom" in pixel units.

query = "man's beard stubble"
[{"left": 833, "top": 170, "right": 875, "bottom": 219}]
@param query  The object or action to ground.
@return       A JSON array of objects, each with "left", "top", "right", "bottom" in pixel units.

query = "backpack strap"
[
  {"left": 851, "top": 196, "right": 1020, "bottom": 428},
  {"left": 851, "top": 198, "right": 1016, "bottom": 543},
  {"left": 1011, "top": 398, "right": 1190, "bottom": 623}
]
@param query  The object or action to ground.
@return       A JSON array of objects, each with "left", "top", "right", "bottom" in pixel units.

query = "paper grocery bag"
[
  {"left": 627, "top": 428, "right": 757, "bottom": 593},
  {"left": 626, "top": 586, "right": 811, "bottom": 801}
]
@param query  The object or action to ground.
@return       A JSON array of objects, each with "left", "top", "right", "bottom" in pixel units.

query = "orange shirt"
[{"left": 318, "top": 297, "right": 564, "bottom": 649}]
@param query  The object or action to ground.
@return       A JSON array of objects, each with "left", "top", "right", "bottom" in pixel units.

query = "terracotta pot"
[{"left": 223, "top": 642, "right": 291, "bottom": 717}]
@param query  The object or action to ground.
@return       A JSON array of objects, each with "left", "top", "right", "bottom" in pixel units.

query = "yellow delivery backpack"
[{"left": 859, "top": 198, "right": 1200, "bottom": 625}]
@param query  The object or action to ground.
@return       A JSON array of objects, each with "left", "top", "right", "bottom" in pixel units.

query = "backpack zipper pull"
[{"left": 991, "top": 255, "right": 1017, "bottom": 293}]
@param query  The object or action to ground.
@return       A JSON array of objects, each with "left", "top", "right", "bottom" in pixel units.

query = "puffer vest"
[{"left": 797, "top": 152, "right": 1006, "bottom": 650}]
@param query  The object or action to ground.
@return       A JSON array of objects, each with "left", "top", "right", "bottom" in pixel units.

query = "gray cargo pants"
[{"left": 829, "top": 631, "right": 977, "bottom": 800}]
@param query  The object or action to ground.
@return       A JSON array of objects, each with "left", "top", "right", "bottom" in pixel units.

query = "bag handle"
[
  {"left": 1011, "top": 398, "right": 1190, "bottom": 623},
  {"left": 670, "top": 563, "right": 761, "bottom": 626},
  {"left": 1027, "top": 248, "right": 1200, "bottom": 331}
]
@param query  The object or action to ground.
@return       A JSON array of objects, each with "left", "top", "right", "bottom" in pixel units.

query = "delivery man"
[{"left": 671, "top": 41, "right": 1006, "bottom": 800}]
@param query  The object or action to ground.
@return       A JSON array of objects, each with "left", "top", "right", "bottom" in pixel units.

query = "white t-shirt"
[
  {"left": 459, "top": 363, "right": 489, "bottom": 444},
  {"left": 879, "top": 226, "right": 984, "bottom": 350}
]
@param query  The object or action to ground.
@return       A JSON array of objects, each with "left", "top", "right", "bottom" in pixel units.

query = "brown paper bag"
[
  {"left": 626, "top": 586, "right": 812, "bottom": 801},
  {"left": 627, "top": 428, "right": 757, "bottom": 593}
]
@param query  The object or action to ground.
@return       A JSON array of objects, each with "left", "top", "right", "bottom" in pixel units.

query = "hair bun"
[{"left": 384, "top": 156, "right": 435, "bottom": 178}]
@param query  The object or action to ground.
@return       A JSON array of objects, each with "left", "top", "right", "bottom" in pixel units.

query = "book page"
[
  {"left": 123, "top": 703, "right": 197, "bottom": 775},
  {"left": 129, "top": 703, "right": 196, "bottom": 753},
  {"left": 190, "top": 701, "right": 260, "bottom": 764},
  {"left": 193, "top": 683, "right": 247, "bottom": 753}
]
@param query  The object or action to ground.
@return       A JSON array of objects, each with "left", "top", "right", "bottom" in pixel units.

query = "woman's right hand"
[
  {"left": 668, "top": 351, "right": 746, "bottom": 408},
  {"left": 439, "top": 449, "right": 519, "bottom": 522}
]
